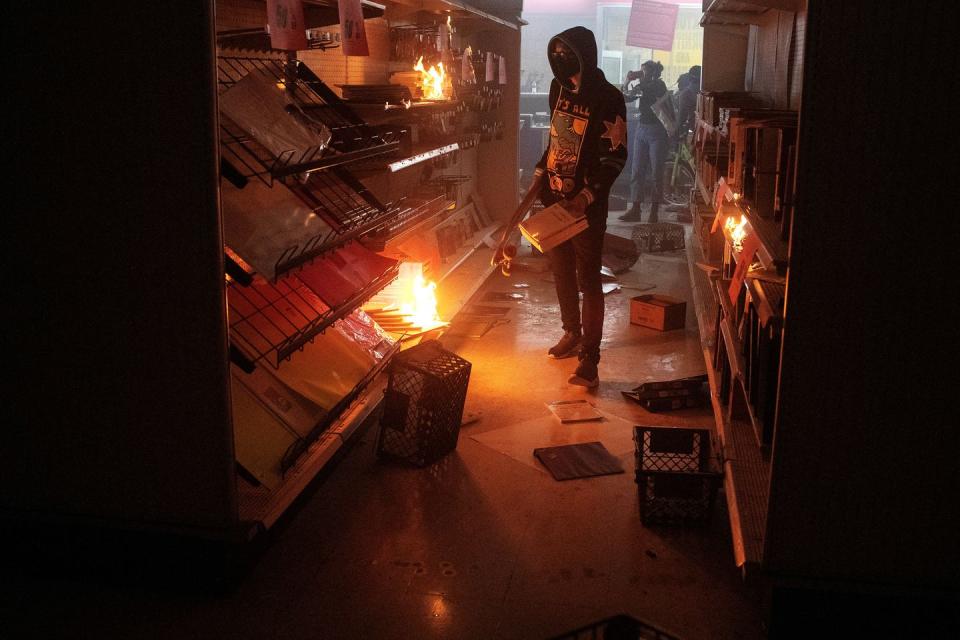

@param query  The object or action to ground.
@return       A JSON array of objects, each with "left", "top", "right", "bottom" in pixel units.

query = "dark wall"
[
  {"left": 6, "top": 3, "right": 236, "bottom": 530},
  {"left": 767, "top": 0, "right": 959, "bottom": 593}
]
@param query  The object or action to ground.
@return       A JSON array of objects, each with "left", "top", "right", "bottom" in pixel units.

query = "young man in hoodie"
[{"left": 497, "top": 27, "right": 627, "bottom": 387}]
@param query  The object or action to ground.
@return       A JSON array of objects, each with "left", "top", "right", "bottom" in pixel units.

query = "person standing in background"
[
  {"left": 619, "top": 60, "right": 668, "bottom": 223},
  {"left": 675, "top": 65, "right": 701, "bottom": 140}
]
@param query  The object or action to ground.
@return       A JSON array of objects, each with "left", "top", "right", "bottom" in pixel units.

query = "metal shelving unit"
[
  {"left": 217, "top": 56, "right": 402, "bottom": 181},
  {"left": 226, "top": 251, "right": 399, "bottom": 368}
]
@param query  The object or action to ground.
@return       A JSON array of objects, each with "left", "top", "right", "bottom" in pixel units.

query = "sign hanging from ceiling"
[
  {"left": 339, "top": 0, "right": 370, "bottom": 56},
  {"left": 626, "top": 0, "right": 679, "bottom": 51},
  {"left": 267, "top": 0, "right": 308, "bottom": 51}
]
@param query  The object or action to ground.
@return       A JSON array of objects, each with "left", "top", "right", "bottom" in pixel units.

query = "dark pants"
[
  {"left": 630, "top": 122, "right": 669, "bottom": 204},
  {"left": 547, "top": 218, "right": 606, "bottom": 363}
]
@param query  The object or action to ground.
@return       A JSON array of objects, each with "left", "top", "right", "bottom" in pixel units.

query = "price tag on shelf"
[
  {"left": 339, "top": 0, "right": 369, "bottom": 56},
  {"left": 267, "top": 0, "right": 308, "bottom": 51},
  {"left": 713, "top": 176, "right": 732, "bottom": 211},
  {"left": 710, "top": 178, "right": 734, "bottom": 233},
  {"left": 728, "top": 232, "right": 761, "bottom": 306}
]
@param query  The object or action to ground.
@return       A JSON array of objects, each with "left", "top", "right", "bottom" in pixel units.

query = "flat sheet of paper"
[
  {"left": 469, "top": 410, "right": 637, "bottom": 475},
  {"left": 546, "top": 400, "right": 604, "bottom": 423}
]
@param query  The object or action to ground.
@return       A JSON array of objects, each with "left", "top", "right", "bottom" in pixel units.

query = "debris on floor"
[
  {"left": 602, "top": 231, "right": 641, "bottom": 273},
  {"left": 601, "top": 281, "right": 622, "bottom": 295},
  {"left": 482, "top": 290, "right": 525, "bottom": 302},
  {"left": 444, "top": 317, "right": 507, "bottom": 339},
  {"left": 621, "top": 374, "right": 708, "bottom": 412},
  {"left": 534, "top": 441, "right": 625, "bottom": 481},
  {"left": 469, "top": 411, "right": 636, "bottom": 475},
  {"left": 618, "top": 279, "right": 658, "bottom": 292},
  {"left": 461, "top": 304, "right": 511, "bottom": 317},
  {"left": 546, "top": 399, "right": 604, "bottom": 423}
]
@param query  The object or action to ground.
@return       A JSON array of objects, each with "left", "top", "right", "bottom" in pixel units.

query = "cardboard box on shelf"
[{"left": 630, "top": 294, "right": 686, "bottom": 331}]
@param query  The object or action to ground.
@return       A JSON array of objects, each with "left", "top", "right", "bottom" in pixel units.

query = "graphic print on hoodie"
[{"left": 535, "top": 26, "right": 628, "bottom": 221}]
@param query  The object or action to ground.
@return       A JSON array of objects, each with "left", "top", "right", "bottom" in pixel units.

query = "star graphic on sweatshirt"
[{"left": 601, "top": 115, "right": 627, "bottom": 151}]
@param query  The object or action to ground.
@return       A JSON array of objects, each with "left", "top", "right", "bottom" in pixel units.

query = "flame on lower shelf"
[{"left": 364, "top": 262, "right": 448, "bottom": 337}]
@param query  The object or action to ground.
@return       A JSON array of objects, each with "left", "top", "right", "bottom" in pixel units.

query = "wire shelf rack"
[
  {"left": 217, "top": 56, "right": 401, "bottom": 181},
  {"left": 282, "top": 339, "right": 401, "bottom": 471},
  {"left": 222, "top": 157, "right": 451, "bottom": 282},
  {"left": 227, "top": 253, "right": 399, "bottom": 369},
  {"left": 361, "top": 193, "right": 454, "bottom": 250}
]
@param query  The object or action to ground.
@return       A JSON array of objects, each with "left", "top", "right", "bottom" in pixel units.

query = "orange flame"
[
  {"left": 725, "top": 214, "right": 748, "bottom": 251},
  {"left": 399, "top": 273, "right": 445, "bottom": 330},
  {"left": 414, "top": 56, "right": 448, "bottom": 100}
]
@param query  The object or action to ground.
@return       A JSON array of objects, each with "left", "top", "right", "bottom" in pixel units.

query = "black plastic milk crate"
[
  {"left": 631, "top": 222, "right": 686, "bottom": 253},
  {"left": 376, "top": 340, "right": 472, "bottom": 467},
  {"left": 633, "top": 426, "right": 722, "bottom": 526},
  {"left": 548, "top": 614, "right": 680, "bottom": 640}
]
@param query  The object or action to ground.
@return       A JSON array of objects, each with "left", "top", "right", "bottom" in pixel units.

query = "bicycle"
[{"left": 663, "top": 136, "right": 696, "bottom": 208}]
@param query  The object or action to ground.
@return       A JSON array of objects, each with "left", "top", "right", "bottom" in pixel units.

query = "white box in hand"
[{"left": 519, "top": 203, "right": 589, "bottom": 253}]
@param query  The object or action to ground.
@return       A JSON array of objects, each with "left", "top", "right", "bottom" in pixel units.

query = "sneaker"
[
  {"left": 568, "top": 357, "right": 599, "bottom": 388},
  {"left": 618, "top": 203, "right": 643, "bottom": 222},
  {"left": 548, "top": 331, "right": 581, "bottom": 359}
]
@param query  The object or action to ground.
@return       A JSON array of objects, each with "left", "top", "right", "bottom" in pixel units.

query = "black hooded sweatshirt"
[{"left": 534, "top": 26, "right": 628, "bottom": 223}]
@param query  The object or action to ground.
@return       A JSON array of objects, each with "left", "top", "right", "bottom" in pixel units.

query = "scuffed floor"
[{"left": 1, "top": 216, "right": 764, "bottom": 640}]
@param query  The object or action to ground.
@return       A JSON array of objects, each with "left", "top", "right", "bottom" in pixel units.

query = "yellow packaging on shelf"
[
  {"left": 231, "top": 363, "right": 326, "bottom": 439},
  {"left": 519, "top": 202, "right": 589, "bottom": 253},
  {"left": 272, "top": 325, "right": 376, "bottom": 410},
  {"left": 231, "top": 375, "right": 299, "bottom": 490}
]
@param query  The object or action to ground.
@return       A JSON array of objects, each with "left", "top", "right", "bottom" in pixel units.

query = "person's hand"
[
  {"left": 491, "top": 245, "right": 505, "bottom": 267},
  {"left": 562, "top": 192, "right": 589, "bottom": 217}
]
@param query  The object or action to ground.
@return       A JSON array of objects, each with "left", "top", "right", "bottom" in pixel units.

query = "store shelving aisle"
[{"left": 4, "top": 220, "right": 762, "bottom": 640}]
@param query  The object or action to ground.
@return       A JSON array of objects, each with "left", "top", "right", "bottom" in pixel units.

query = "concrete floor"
[{"left": 1, "top": 213, "right": 764, "bottom": 639}]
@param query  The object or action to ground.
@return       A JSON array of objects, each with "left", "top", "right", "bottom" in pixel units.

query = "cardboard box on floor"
[{"left": 630, "top": 294, "right": 686, "bottom": 331}]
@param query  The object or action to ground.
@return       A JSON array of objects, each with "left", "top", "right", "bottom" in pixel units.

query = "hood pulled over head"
[{"left": 548, "top": 26, "right": 598, "bottom": 91}]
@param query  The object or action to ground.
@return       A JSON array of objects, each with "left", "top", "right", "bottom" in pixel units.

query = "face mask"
[{"left": 552, "top": 52, "right": 580, "bottom": 81}]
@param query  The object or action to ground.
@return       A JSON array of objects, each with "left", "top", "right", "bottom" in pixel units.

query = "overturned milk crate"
[
  {"left": 631, "top": 222, "right": 686, "bottom": 253},
  {"left": 633, "top": 426, "right": 722, "bottom": 526},
  {"left": 376, "top": 341, "right": 471, "bottom": 467}
]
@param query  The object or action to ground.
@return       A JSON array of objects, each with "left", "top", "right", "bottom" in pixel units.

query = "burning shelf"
[
  {"left": 217, "top": 56, "right": 401, "bottom": 181},
  {"left": 227, "top": 243, "right": 400, "bottom": 368},
  {"left": 718, "top": 205, "right": 786, "bottom": 274},
  {"left": 364, "top": 262, "right": 449, "bottom": 341}
]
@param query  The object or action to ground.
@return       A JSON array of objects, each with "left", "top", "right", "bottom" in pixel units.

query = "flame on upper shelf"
[{"left": 414, "top": 56, "right": 450, "bottom": 100}]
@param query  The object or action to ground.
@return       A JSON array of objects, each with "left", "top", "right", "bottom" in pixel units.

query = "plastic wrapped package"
[
  {"left": 221, "top": 177, "right": 335, "bottom": 280},
  {"left": 219, "top": 69, "right": 332, "bottom": 163},
  {"left": 338, "top": 309, "right": 395, "bottom": 361},
  {"left": 272, "top": 324, "right": 377, "bottom": 410}
]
